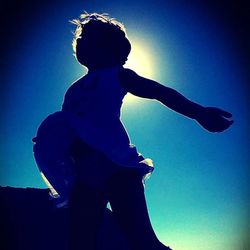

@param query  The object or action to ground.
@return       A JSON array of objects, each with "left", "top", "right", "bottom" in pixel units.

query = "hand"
[{"left": 196, "top": 107, "right": 234, "bottom": 132}]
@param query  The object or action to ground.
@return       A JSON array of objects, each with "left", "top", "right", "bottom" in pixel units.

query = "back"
[{"left": 62, "top": 66, "right": 127, "bottom": 124}]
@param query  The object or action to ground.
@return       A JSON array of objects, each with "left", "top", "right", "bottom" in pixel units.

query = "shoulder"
[
  {"left": 119, "top": 67, "right": 154, "bottom": 92},
  {"left": 64, "top": 75, "right": 87, "bottom": 97},
  {"left": 119, "top": 67, "right": 137, "bottom": 81},
  {"left": 118, "top": 67, "right": 165, "bottom": 99},
  {"left": 119, "top": 67, "right": 140, "bottom": 91},
  {"left": 62, "top": 76, "right": 87, "bottom": 111}
]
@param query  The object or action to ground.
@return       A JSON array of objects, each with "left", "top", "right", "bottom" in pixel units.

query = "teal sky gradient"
[{"left": 1, "top": 1, "right": 249, "bottom": 250}]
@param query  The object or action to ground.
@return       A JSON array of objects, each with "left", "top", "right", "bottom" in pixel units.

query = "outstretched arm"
[{"left": 119, "top": 68, "right": 233, "bottom": 132}]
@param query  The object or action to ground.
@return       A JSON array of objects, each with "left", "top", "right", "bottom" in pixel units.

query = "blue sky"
[{"left": 1, "top": 1, "right": 249, "bottom": 250}]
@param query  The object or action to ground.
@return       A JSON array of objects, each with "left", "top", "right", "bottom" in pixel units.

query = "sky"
[{"left": 1, "top": 1, "right": 250, "bottom": 250}]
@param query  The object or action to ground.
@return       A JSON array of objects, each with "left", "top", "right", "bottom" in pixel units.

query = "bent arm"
[{"left": 119, "top": 68, "right": 204, "bottom": 120}]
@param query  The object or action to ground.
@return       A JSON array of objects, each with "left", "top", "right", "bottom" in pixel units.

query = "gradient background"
[{"left": 1, "top": 1, "right": 249, "bottom": 250}]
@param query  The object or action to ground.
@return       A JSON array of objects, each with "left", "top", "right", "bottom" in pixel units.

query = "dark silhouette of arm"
[{"left": 120, "top": 68, "right": 233, "bottom": 132}]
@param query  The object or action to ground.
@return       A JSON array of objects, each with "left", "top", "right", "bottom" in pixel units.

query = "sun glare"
[
  {"left": 125, "top": 39, "right": 155, "bottom": 78},
  {"left": 124, "top": 38, "right": 156, "bottom": 104}
]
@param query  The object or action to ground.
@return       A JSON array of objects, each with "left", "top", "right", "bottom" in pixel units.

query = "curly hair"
[{"left": 71, "top": 13, "right": 131, "bottom": 69}]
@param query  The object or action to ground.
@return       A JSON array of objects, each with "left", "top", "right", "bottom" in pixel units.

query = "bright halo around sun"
[
  {"left": 124, "top": 37, "right": 156, "bottom": 104},
  {"left": 125, "top": 39, "right": 155, "bottom": 78}
]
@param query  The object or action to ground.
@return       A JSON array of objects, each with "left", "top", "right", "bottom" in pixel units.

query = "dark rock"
[{"left": 0, "top": 186, "right": 130, "bottom": 250}]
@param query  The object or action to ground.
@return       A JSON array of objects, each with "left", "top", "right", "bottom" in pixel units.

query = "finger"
[
  {"left": 219, "top": 119, "right": 234, "bottom": 132},
  {"left": 206, "top": 107, "right": 233, "bottom": 118},
  {"left": 210, "top": 118, "right": 233, "bottom": 133},
  {"left": 218, "top": 109, "right": 233, "bottom": 118}
]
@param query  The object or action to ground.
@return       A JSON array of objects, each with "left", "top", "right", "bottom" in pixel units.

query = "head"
[{"left": 71, "top": 13, "right": 131, "bottom": 70}]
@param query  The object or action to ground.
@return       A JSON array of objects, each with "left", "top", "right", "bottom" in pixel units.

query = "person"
[{"left": 33, "top": 13, "right": 233, "bottom": 250}]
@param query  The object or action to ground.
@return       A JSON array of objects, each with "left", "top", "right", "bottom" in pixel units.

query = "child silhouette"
[{"left": 33, "top": 13, "right": 233, "bottom": 250}]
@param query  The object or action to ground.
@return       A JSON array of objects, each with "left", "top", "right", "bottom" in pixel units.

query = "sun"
[
  {"left": 125, "top": 38, "right": 155, "bottom": 78},
  {"left": 124, "top": 37, "right": 156, "bottom": 104}
]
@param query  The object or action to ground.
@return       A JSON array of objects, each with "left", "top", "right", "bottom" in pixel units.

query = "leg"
[
  {"left": 106, "top": 170, "right": 172, "bottom": 250},
  {"left": 68, "top": 181, "right": 108, "bottom": 250}
]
